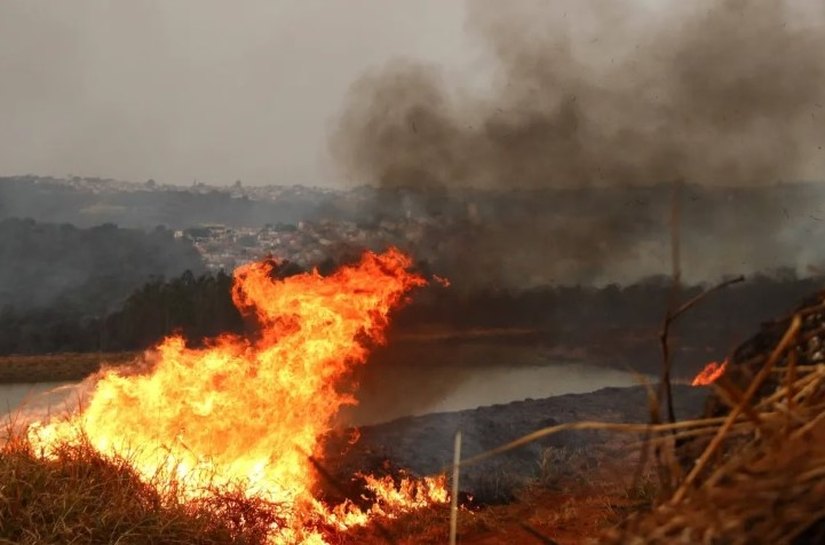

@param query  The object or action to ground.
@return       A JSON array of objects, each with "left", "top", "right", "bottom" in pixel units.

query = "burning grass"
[
  {"left": 1, "top": 426, "right": 457, "bottom": 545},
  {"left": 0, "top": 431, "right": 279, "bottom": 545},
  {"left": 11, "top": 249, "right": 451, "bottom": 544}
]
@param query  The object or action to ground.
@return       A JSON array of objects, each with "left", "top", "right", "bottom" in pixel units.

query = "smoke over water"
[{"left": 332, "top": 0, "right": 825, "bottom": 286}]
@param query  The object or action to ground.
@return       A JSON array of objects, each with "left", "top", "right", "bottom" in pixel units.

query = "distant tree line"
[
  {"left": 0, "top": 256, "right": 312, "bottom": 355},
  {"left": 1, "top": 261, "right": 822, "bottom": 363},
  {"left": 395, "top": 269, "right": 822, "bottom": 335},
  {"left": 391, "top": 269, "right": 825, "bottom": 373},
  {"left": 0, "top": 270, "right": 240, "bottom": 354},
  {"left": 0, "top": 218, "right": 204, "bottom": 313}
]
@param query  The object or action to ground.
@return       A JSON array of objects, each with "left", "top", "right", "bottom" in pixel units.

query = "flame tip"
[{"left": 691, "top": 359, "right": 728, "bottom": 386}]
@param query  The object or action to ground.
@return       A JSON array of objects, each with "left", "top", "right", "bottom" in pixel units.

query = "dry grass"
[
  {"left": 0, "top": 432, "right": 281, "bottom": 545},
  {"left": 447, "top": 292, "right": 825, "bottom": 545},
  {"left": 0, "top": 352, "right": 138, "bottom": 383},
  {"left": 598, "top": 306, "right": 825, "bottom": 545},
  {"left": 1, "top": 427, "right": 467, "bottom": 545}
]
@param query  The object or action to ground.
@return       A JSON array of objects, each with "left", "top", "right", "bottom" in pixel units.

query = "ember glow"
[
  {"left": 691, "top": 360, "right": 728, "bottom": 386},
  {"left": 27, "top": 248, "right": 448, "bottom": 544}
]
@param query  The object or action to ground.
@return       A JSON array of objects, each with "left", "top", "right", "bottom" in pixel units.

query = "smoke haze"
[
  {"left": 333, "top": 0, "right": 825, "bottom": 189},
  {"left": 332, "top": 0, "right": 825, "bottom": 285}
]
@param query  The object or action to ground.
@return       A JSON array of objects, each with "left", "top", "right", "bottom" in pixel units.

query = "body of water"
[
  {"left": 0, "top": 382, "right": 80, "bottom": 420},
  {"left": 0, "top": 361, "right": 647, "bottom": 428},
  {"left": 343, "top": 360, "right": 648, "bottom": 425}
]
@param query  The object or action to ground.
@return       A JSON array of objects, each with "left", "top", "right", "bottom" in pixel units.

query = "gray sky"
[
  {"left": 1, "top": 1, "right": 821, "bottom": 187},
  {"left": 0, "top": 1, "right": 474, "bottom": 186}
]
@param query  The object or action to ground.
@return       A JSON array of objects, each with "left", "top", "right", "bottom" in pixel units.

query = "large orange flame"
[
  {"left": 27, "top": 248, "right": 447, "bottom": 543},
  {"left": 691, "top": 359, "right": 728, "bottom": 386}
]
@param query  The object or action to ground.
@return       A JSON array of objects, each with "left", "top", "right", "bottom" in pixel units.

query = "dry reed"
[{"left": 459, "top": 290, "right": 825, "bottom": 544}]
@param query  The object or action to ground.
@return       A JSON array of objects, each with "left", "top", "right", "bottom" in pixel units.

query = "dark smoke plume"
[
  {"left": 334, "top": 0, "right": 823, "bottom": 188},
  {"left": 331, "top": 0, "right": 825, "bottom": 286}
]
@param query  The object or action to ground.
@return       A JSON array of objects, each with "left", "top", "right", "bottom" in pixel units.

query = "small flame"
[
  {"left": 691, "top": 359, "right": 728, "bottom": 386},
  {"left": 27, "top": 248, "right": 448, "bottom": 544}
]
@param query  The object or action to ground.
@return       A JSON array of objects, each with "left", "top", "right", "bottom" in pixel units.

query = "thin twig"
[
  {"left": 659, "top": 274, "right": 745, "bottom": 425},
  {"left": 659, "top": 178, "right": 684, "bottom": 427},
  {"left": 449, "top": 430, "right": 461, "bottom": 545},
  {"left": 671, "top": 275, "right": 747, "bottom": 323}
]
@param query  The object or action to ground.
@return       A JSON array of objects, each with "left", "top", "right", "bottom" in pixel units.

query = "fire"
[
  {"left": 691, "top": 359, "right": 728, "bottom": 386},
  {"left": 27, "top": 248, "right": 447, "bottom": 543}
]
